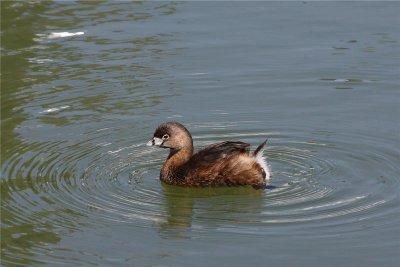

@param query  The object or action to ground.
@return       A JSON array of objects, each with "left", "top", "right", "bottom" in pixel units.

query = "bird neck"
[{"left": 161, "top": 147, "right": 193, "bottom": 183}]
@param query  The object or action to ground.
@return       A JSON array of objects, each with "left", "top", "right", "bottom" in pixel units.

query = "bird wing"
[
  {"left": 186, "top": 141, "right": 250, "bottom": 168},
  {"left": 181, "top": 141, "right": 260, "bottom": 186}
]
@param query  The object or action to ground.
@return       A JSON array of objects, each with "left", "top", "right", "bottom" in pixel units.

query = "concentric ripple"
[{"left": 2, "top": 127, "right": 398, "bottom": 243}]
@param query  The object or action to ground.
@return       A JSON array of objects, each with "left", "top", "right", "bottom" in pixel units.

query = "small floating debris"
[
  {"left": 35, "top": 31, "right": 84, "bottom": 41},
  {"left": 333, "top": 78, "right": 350, "bottom": 83},
  {"left": 335, "top": 87, "right": 353, "bottom": 90},
  {"left": 320, "top": 77, "right": 367, "bottom": 90},
  {"left": 320, "top": 77, "right": 364, "bottom": 83},
  {"left": 39, "top": 105, "right": 70, "bottom": 114}
]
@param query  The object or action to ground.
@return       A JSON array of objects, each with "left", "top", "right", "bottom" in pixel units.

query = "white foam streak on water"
[
  {"left": 39, "top": 105, "right": 70, "bottom": 114},
  {"left": 28, "top": 58, "right": 53, "bottom": 64},
  {"left": 34, "top": 31, "right": 85, "bottom": 41}
]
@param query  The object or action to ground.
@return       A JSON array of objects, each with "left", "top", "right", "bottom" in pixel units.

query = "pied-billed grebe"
[{"left": 147, "top": 122, "right": 271, "bottom": 188}]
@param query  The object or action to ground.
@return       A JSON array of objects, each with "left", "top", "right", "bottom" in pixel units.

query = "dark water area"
[{"left": 1, "top": 1, "right": 399, "bottom": 266}]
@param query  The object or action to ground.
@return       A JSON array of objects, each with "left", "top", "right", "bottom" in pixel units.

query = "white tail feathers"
[
  {"left": 253, "top": 138, "right": 268, "bottom": 157},
  {"left": 253, "top": 139, "right": 270, "bottom": 180}
]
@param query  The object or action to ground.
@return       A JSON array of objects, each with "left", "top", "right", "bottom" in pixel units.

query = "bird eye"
[{"left": 162, "top": 134, "right": 169, "bottom": 140}]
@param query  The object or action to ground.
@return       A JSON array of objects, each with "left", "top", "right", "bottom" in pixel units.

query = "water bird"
[{"left": 147, "top": 122, "right": 271, "bottom": 188}]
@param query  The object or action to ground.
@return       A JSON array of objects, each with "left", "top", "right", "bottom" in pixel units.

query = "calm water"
[{"left": 1, "top": 1, "right": 399, "bottom": 266}]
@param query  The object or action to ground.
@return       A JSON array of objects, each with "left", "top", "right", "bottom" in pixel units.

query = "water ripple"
[{"left": 2, "top": 128, "right": 398, "bottom": 239}]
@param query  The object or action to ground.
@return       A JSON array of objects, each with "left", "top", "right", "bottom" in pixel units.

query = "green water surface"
[{"left": 1, "top": 1, "right": 399, "bottom": 266}]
